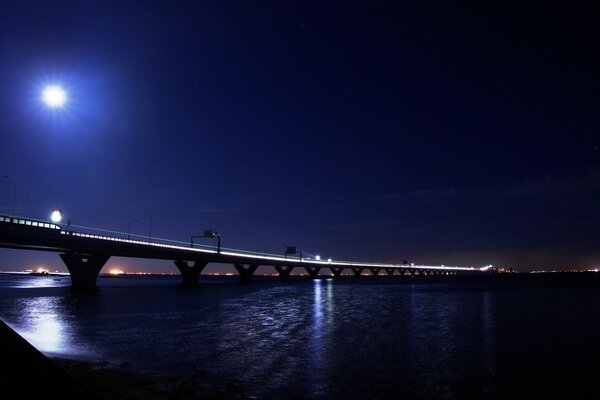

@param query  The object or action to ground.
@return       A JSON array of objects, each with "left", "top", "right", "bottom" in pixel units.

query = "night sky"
[{"left": 1, "top": 1, "right": 598, "bottom": 273}]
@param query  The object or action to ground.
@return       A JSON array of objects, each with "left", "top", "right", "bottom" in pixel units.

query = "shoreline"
[
  {"left": 0, "top": 317, "right": 265, "bottom": 400},
  {"left": 50, "top": 357, "right": 265, "bottom": 400}
]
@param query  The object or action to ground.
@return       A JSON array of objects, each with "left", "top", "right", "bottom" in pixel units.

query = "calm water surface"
[{"left": 0, "top": 273, "right": 598, "bottom": 399}]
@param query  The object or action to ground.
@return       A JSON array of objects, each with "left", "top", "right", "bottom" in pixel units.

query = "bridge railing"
[
  {"left": 59, "top": 221, "right": 300, "bottom": 260},
  {"left": 0, "top": 215, "right": 61, "bottom": 230}
]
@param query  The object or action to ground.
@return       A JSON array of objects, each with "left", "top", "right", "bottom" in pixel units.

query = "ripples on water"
[{"left": 0, "top": 273, "right": 598, "bottom": 399}]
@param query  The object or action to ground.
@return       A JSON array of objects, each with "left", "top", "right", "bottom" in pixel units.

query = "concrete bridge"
[{"left": 0, "top": 215, "right": 484, "bottom": 290}]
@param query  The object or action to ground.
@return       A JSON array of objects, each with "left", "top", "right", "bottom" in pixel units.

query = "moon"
[{"left": 41, "top": 85, "right": 67, "bottom": 108}]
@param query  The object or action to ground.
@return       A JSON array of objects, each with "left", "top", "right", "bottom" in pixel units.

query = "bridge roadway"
[{"left": 0, "top": 215, "right": 482, "bottom": 290}]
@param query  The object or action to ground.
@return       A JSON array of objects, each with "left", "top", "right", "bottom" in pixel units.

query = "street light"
[
  {"left": 128, "top": 219, "right": 138, "bottom": 240},
  {"left": 250, "top": 236, "right": 259, "bottom": 257},
  {"left": 50, "top": 208, "right": 62, "bottom": 223},
  {"left": 2, "top": 175, "right": 17, "bottom": 216}
]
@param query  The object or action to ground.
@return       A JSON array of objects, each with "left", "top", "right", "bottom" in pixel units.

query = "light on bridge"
[{"left": 50, "top": 208, "right": 62, "bottom": 223}]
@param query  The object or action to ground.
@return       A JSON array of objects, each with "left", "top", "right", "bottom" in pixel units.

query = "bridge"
[{"left": 0, "top": 215, "right": 485, "bottom": 290}]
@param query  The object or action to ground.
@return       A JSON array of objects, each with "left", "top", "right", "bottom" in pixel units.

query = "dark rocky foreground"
[{"left": 0, "top": 318, "right": 265, "bottom": 400}]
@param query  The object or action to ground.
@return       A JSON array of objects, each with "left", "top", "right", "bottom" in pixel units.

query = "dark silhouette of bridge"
[{"left": 0, "top": 215, "right": 485, "bottom": 290}]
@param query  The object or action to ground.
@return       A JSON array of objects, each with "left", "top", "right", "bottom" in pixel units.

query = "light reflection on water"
[
  {"left": 0, "top": 274, "right": 598, "bottom": 399},
  {"left": 2, "top": 291, "right": 98, "bottom": 359},
  {"left": 1, "top": 274, "right": 71, "bottom": 288},
  {"left": 18, "top": 297, "right": 65, "bottom": 353}
]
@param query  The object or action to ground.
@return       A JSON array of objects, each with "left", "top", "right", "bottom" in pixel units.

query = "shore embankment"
[{"left": 0, "top": 318, "right": 263, "bottom": 399}]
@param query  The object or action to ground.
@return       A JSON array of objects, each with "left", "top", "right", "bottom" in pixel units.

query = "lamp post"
[
  {"left": 250, "top": 236, "right": 259, "bottom": 257},
  {"left": 2, "top": 175, "right": 17, "bottom": 217},
  {"left": 128, "top": 219, "right": 138, "bottom": 240},
  {"left": 51, "top": 208, "right": 63, "bottom": 223},
  {"left": 11, "top": 182, "right": 16, "bottom": 217}
]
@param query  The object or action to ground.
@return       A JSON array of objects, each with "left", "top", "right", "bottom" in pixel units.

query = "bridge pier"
[
  {"left": 305, "top": 266, "right": 321, "bottom": 279},
  {"left": 370, "top": 267, "right": 381, "bottom": 276},
  {"left": 234, "top": 263, "right": 259, "bottom": 283},
  {"left": 385, "top": 268, "right": 395, "bottom": 276},
  {"left": 352, "top": 268, "right": 362, "bottom": 277},
  {"left": 330, "top": 267, "right": 344, "bottom": 278},
  {"left": 274, "top": 265, "right": 294, "bottom": 281},
  {"left": 60, "top": 252, "right": 111, "bottom": 291},
  {"left": 174, "top": 260, "right": 208, "bottom": 286}
]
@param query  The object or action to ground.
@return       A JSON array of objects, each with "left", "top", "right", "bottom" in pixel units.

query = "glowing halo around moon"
[{"left": 41, "top": 85, "right": 67, "bottom": 108}]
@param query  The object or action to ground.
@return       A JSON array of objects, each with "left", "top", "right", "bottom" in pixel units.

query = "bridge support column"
[
  {"left": 275, "top": 266, "right": 294, "bottom": 281},
  {"left": 305, "top": 266, "right": 321, "bottom": 279},
  {"left": 234, "top": 264, "right": 259, "bottom": 283},
  {"left": 370, "top": 267, "right": 381, "bottom": 276},
  {"left": 385, "top": 268, "right": 395, "bottom": 276},
  {"left": 330, "top": 267, "right": 344, "bottom": 278},
  {"left": 174, "top": 260, "right": 208, "bottom": 286},
  {"left": 352, "top": 268, "right": 362, "bottom": 277},
  {"left": 60, "top": 252, "right": 111, "bottom": 291}
]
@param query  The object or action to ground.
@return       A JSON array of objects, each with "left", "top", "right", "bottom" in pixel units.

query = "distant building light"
[{"left": 315, "top": 255, "right": 321, "bottom": 261}]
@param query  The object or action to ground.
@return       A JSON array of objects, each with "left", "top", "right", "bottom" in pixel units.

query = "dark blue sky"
[{"left": 1, "top": 1, "right": 598, "bottom": 272}]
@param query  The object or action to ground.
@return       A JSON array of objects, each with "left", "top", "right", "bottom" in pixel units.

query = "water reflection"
[
  {"left": 308, "top": 278, "right": 337, "bottom": 397},
  {"left": 0, "top": 275, "right": 513, "bottom": 400},
  {"left": 1, "top": 274, "right": 71, "bottom": 289},
  {"left": 406, "top": 285, "right": 498, "bottom": 399},
  {"left": 309, "top": 279, "right": 324, "bottom": 392},
  {"left": 3, "top": 292, "right": 99, "bottom": 359},
  {"left": 481, "top": 289, "right": 496, "bottom": 396},
  {"left": 11, "top": 296, "right": 71, "bottom": 355}
]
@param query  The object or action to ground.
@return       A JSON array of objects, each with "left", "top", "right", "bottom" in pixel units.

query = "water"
[{"left": 0, "top": 273, "right": 598, "bottom": 399}]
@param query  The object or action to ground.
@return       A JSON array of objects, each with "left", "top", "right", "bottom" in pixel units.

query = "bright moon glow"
[
  {"left": 50, "top": 209, "right": 62, "bottom": 223},
  {"left": 42, "top": 85, "right": 67, "bottom": 108}
]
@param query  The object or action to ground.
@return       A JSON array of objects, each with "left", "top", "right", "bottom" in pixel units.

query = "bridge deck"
[{"left": 0, "top": 215, "right": 477, "bottom": 272}]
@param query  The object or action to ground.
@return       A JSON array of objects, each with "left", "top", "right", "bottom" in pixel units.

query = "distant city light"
[
  {"left": 109, "top": 269, "right": 124, "bottom": 275},
  {"left": 50, "top": 208, "right": 62, "bottom": 223},
  {"left": 42, "top": 85, "right": 67, "bottom": 108},
  {"left": 315, "top": 255, "right": 321, "bottom": 261}
]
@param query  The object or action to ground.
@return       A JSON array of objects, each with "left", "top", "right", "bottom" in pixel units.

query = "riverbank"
[
  {"left": 51, "top": 357, "right": 264, "bottom": 400},
  {"left": 0, "top": 318, "right": 264, "bottom": 400}
]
